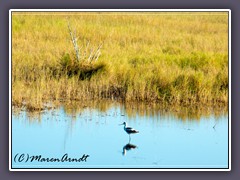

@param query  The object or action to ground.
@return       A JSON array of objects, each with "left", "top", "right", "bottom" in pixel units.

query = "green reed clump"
[
  {"left": 178, "top": 52, "right": 209, "bottom": 70},
  {"left": 214, "top": 70, "right": 228, "bottom": 92},
  {"left": 59, "top": 52, "right": 106, "bottom": 80}
]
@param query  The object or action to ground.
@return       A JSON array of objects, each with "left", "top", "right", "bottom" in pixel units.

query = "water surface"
[{"left": 12, "top": 102, "right": 228, "bottom": 169}]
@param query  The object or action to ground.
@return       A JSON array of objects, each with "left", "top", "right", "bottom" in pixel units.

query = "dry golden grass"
[{"left": 11, "top": 12, "right": 229, "bottom": 110}]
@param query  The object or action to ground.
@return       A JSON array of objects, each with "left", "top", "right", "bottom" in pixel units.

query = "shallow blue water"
[{"left": 12, "top": 104, "right": 228, "bottom": 169}]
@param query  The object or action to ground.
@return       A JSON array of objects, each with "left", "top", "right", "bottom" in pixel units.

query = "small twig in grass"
[
  {"left": 88, "top": 48, "right": 94, "bottom": 62},
  {"left": 67, "top": 20, "right": 80, "bottom": 62},
  {"left": 93, "top": 43, "right": 103, "bottom": 62}
]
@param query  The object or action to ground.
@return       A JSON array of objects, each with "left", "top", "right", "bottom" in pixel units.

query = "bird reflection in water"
[{"left": 122, "top": 143, "right": 137, "bottom": 156}]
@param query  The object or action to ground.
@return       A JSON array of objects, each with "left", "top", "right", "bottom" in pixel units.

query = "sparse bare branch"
[{"left": 66, "top": 19, "right": 103, "bottom": 63}]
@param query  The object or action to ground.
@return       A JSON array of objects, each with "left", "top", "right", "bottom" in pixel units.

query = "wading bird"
[{"left": 119, "top": 122, "right": 139, "bottom": 141}]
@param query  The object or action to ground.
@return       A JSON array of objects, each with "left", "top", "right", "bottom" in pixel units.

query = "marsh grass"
[
  {"left": 59, "top": 52, "right": 107, "bottom": 80},
  {"left": 12, "top": 12, "right": 229, "bottom": 111}
]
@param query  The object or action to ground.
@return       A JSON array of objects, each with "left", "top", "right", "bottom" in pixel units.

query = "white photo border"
[{"left": 9, "top": 9, "right": 231, "bottom": 171}]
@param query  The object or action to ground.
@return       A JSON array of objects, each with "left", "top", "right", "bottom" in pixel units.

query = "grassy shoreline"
[
  {"left": 13, "top": 99, "right": 228, "bottom": 122},
  {"left": 12, "top": 12, "right": 229, "bottom": 111}
]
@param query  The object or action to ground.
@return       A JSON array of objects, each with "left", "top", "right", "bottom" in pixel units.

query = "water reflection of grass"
[
  {"left": 13, "top": 100, "right": 227, "bottom": 122},
  {"left": 12, "top": 12, "right": 229, "bottom": 110}
]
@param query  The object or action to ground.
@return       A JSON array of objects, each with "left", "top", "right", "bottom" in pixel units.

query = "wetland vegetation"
[{"left": 11, "top": 12, "right": 229, "bottom": 111}]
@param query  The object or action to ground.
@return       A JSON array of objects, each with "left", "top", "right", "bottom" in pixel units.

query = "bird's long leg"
[{"left": 129, "top": 135, "right": 131, "bottom": 143}]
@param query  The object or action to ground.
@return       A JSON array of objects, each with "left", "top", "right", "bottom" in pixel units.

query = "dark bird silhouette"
[{"left": 120, "top": 122, "right": 139, "bottom": 141}]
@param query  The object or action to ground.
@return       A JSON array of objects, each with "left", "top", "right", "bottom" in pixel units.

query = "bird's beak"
[{"left": 119, "top": 123, "right": 124, "bottom": 125}]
